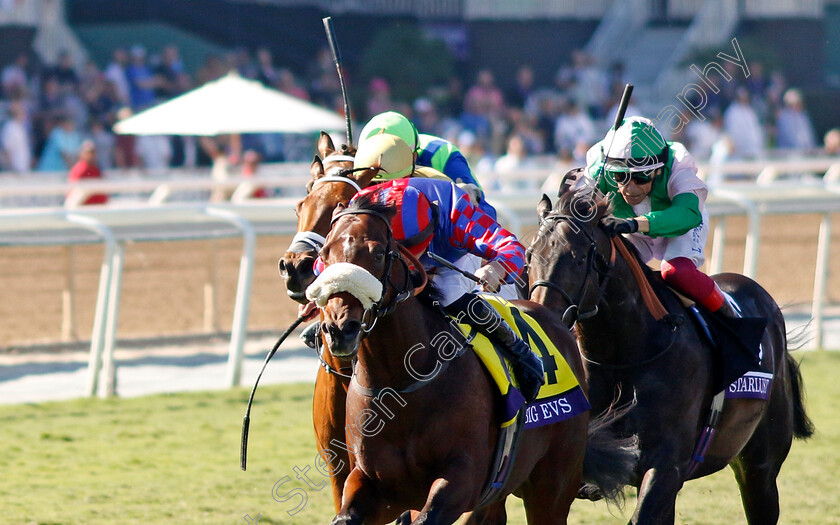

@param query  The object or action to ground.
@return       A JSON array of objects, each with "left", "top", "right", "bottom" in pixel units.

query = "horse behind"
[
  {"left": 312, "top": 196, "right": 636, "bottom": 524},
  {"left": 527, "top": 184, "right": 814, "bottom": 524}
]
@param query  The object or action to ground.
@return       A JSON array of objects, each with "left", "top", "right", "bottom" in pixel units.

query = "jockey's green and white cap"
[
  {"left": 359, "top": 111, "right": 419, "bottom": 152},
  {"left": 353, "top": 133, "right": 414, "bottom": 180},
  {"left": 602, "top": 116, "right": 668, "bottom": 172}
]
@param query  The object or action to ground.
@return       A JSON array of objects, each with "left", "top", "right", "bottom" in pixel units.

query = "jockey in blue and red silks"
[{"left": 314, "top": 175, "right": 545, "bottom": 402}]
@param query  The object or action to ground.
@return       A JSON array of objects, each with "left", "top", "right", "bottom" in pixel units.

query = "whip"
[
  {"left": 322, "top": 17, "right": 353, "bottom": 146},
  {"left": 240, "top": 315, "right": 307, "bottom": 470}
]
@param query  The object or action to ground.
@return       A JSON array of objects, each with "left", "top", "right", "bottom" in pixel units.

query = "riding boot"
[
  {"left": 715, "top": 291, "right": 742, "bottom": 319},
  {"left": 445, "top": 293, "right": 545, "bottom": 402},
  {"left": 300, "top": 321, "right": 320, "bottom": 349}
]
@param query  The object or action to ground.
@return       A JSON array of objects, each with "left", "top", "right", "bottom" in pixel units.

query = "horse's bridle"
[
  {"left": 286, "top": 155, "right": 359, "bottom": 255},
  {"left": 328, "top": 206, "right": 423, "bottom": 335},
  {"left": 527, "top": 213, "right": 615, "bottom": 328}
]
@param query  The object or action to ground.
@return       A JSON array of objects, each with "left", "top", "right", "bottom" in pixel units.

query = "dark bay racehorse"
[
  {"left": 313, "top": 196, "right": 636, "bottom": 524},
  {"left": 527, "top": 183, "right": 814, "bottom": 524},
  {"left": 277, "top": 132, "right": 368, "bottom": 511}
]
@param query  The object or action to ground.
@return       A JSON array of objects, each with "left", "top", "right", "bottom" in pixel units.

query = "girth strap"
[{"left": 612, "top": 236, "right": 668, "bottom": 321}]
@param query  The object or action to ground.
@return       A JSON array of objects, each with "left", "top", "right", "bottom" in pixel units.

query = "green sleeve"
[{"left": 644, "top": 192, "right": 702, "bottom": 238}]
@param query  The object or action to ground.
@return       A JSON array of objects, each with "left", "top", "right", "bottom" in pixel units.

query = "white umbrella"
[{"left": 113, "top": 72, "right": 347, "bottom": 136}]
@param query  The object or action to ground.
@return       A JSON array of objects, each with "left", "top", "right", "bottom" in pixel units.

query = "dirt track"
[{"left": 2, "top": 214, "right": 839, "bottom": 347}]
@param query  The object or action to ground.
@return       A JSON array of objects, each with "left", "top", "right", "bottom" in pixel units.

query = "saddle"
[{"left": 615, "top": 238, "right": 769, "bottom": 395}]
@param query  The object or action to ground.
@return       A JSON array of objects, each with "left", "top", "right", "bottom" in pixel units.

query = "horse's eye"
[{"left": 373, "top": 252, "right": 385, "bottom": 263}]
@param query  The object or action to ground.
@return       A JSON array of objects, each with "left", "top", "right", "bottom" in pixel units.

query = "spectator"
[
  {"left": 37, "top": 115, "right": 82, "bottom": 172},
  {"left": 66, "top": 139, "right": 107, "bottom": 206},
  {"left": 254, "top": 47, "right": 278, "bottom": 87},
  {"left": 125, "top": 45, "right": 156, "bottom": 110},
  {"left": 1, "top": 52, "right": 29, "bottom": 99},
  {"left": 413, "top": 97, "right": 442, "bottom": 137},
  {"left": 506, "top": 64, "right": 535, "bottom": 109},
  {"left": 554, "top": 101, "right": 595, "bottom": 160},
  {"left": 113, "top": 107, "right": 139, "bottom": 168},
  {"left": 241, "top": 149, "right": 267, "bottom": 198},
  {"left": 88, "top": 119, "right": 115, "bottom": 170},
  {"left": 104, "top": 48, "right": 131, "bottom": 106},
  {"left": 494, "top": 134, "right": 532, "bottom": 190},
  {"left": 275, "top": 68, "right": 309, "bottom": 100},
  {"left": 46, "top": 50, "right": 79, "bottom": 94},
  {"left": 154, "top": 45, "right": 184, "bottom": 100},
  {"left": 775, "top": 88, "right": 816, "bottom": 152},
  {"left": 135, "top": 134, "right": 172, "bottom": 171},
  {"left": 723, "top": 87, "right": 764, "bottom": 159},
  {"left": 0, "top": 100, "right": 31, "bottom": 172},
  {"left": 685, "top": 109, "right": 725, "bottom": 161},
  {"left": 824, "top": 128, "right": 840, "bottom": 156},
  {"left": 364, "top": 77, "right": 391, "bottom": 120}
]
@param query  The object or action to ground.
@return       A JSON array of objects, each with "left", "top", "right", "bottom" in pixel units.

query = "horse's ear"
[
  {"left": 559, "top": 167, "right": 585, "bottom": 197},
  {"left": 317, "top": 131, "right": 336, "bottom": 158},
  {"left": 538, "top": 194, "right": 552, "bottom": 219},
  {"left": 332, "top": 201, "right": 347, "bottom": 220},
  {"left": 354, "top": 167, "right": 378, "bottom": 189},
  {"left": 310, "top": 155, "right": 325, "bottom": 180}
]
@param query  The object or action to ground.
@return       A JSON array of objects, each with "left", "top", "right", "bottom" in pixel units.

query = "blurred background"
[{"left": 0, "top": 0, "right": 837, "bottom": 180}]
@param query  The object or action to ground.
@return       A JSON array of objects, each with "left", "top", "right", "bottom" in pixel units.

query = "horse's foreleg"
[
  {"left": 332, "top": 467, "right": 389, "bottom": 525},
  {"left": 410, "top": 462, "right": 483, "bottom": 525},
  {"left": 313, "top": 368, "right": 351, "bottom": 513},
  {"left": 631, "top": 466, "right": 683, "bottom": 525}
]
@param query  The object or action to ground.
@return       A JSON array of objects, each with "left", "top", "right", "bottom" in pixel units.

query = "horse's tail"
[
  {"left": 579, "top": 401, "right": 639, "bottom": 506},
  {"left": 785, "top": 350, "right": 815, "bottom": 440}
]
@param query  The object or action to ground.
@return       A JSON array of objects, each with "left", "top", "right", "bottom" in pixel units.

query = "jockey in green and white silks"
[{"left": 584, "top": 116, "right": 738, "bottom": 317}]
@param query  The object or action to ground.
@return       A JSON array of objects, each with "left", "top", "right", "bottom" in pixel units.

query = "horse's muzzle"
[
  {"left": 323, "top": 320, "right": 362, "bottom": 358},
  {"left": 278, "top": 252, "right": 316, "bottom": 303}
]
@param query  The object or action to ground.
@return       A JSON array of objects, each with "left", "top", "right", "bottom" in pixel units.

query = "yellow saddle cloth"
[{"left": 452, "top": 295, "right": 590, "bottom": 429}]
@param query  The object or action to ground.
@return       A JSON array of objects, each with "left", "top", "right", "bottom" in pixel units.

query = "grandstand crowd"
[{"left": 0, "top": 44, "right": 833, "bottom": 177}]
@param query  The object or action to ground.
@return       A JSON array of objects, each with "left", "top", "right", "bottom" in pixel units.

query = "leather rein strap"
[{"left": 611, "top": 236, "right": 668, "bottom": 321}]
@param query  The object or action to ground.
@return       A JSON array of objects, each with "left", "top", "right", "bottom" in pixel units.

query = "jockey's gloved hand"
[
  {"left": 475, "top": 261, "right": 506, "bottom": 293},
  {"left": 600, "top": 217, "right": 638, "bottom": 236}
]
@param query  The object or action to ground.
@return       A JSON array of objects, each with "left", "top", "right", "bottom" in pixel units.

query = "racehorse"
[
  {"left": 277, "top": 132, "right": 367, "bottom": 511},
  {"left": 311, "top": 194, "right": 637, "bottom": 525},
  {"left": 526, "top": 181, "right": 814, "bottom": 524}
]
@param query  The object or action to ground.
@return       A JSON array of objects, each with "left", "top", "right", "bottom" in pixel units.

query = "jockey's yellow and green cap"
[
  {"left": 359, "top": 111, "right": 419, "bottom": 152},
  {"left": 602, "top": 116, "right": 669, "bottom": 172},
  {"left": 353, "top": 133, "right": 414, "bottom": 180}
]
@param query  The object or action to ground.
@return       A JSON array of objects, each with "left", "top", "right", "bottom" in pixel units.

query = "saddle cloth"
[
  {"left": 685, "top": 299, "right": 773, "bottom": 400},
  {"left": 451, "top": 295, "right": 590, "bottom": 429}
]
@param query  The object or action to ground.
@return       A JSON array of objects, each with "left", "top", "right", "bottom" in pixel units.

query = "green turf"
[{"left": 2, "top": 351, "right": 838, "bottom": 524}]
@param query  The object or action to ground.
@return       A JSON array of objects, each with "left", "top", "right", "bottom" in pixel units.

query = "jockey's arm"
[
  {"left": 446, "top": 192, "right": 526, "bottom": 283},
  {"left": 635, "top": 192, "right": 702, "bottom": 237}
]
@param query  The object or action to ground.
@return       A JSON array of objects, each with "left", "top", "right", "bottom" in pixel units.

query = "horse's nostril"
[
  {"left": 298, "top": 257, "right": 315, "bottom": 274},
  {"left": 342, "top": 320, "right": 361, "bottom": 338},
  {"left": 278, "top": 258, "right": 288, "bottom": 276}
]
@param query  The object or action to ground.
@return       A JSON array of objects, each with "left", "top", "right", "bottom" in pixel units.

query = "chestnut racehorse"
[
  {"left": 313, "top": 195, "right": 636, "bottom": 524},
  {"left": 527, "top": 181, "right": 814, "bottom": 524},
  {"left": 278, "top": 133, "right": 368, "bottom": 511}
]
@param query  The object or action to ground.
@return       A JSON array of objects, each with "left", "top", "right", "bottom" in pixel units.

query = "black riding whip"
[
  {"left": 322, "top": 16, "right": 353, "bottom": 147},
  {"left": 427, "top": 252, "right": 481, "bottom": 283},
  {"left": 240, "top": 315, "right": 307, "bottom": 470},
  {"left": 593, "top": 83, "right": 634, "bottom": 187}
]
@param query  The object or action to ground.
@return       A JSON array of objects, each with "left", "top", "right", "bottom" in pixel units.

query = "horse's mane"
[
  {"left": 346, "top": 190, "right": 397, "bottom": 220},
  {"left": 556, "top": 180, "right": 612, "bottom": 226}
]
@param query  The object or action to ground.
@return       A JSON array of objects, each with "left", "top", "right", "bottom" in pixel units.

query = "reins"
[{"left": 528, "top": 213, "right": 615, "bottom": 328}]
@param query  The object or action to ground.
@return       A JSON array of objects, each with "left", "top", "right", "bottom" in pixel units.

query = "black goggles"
[{"left": 608, "top": 169, "right": 656, "bottom": 185}]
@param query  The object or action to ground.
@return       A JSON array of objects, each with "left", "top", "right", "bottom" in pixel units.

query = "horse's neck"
[
  {"left": 355, "top": 298, "right": 450, "bottom": 389},
  {"left": 578, "top": 252, "right": 656, "bottom": 356}
]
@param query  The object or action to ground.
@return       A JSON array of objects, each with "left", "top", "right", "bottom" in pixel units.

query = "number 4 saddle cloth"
[{"left": 451, "top": 294, "right": 590, "bottom": 430}]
